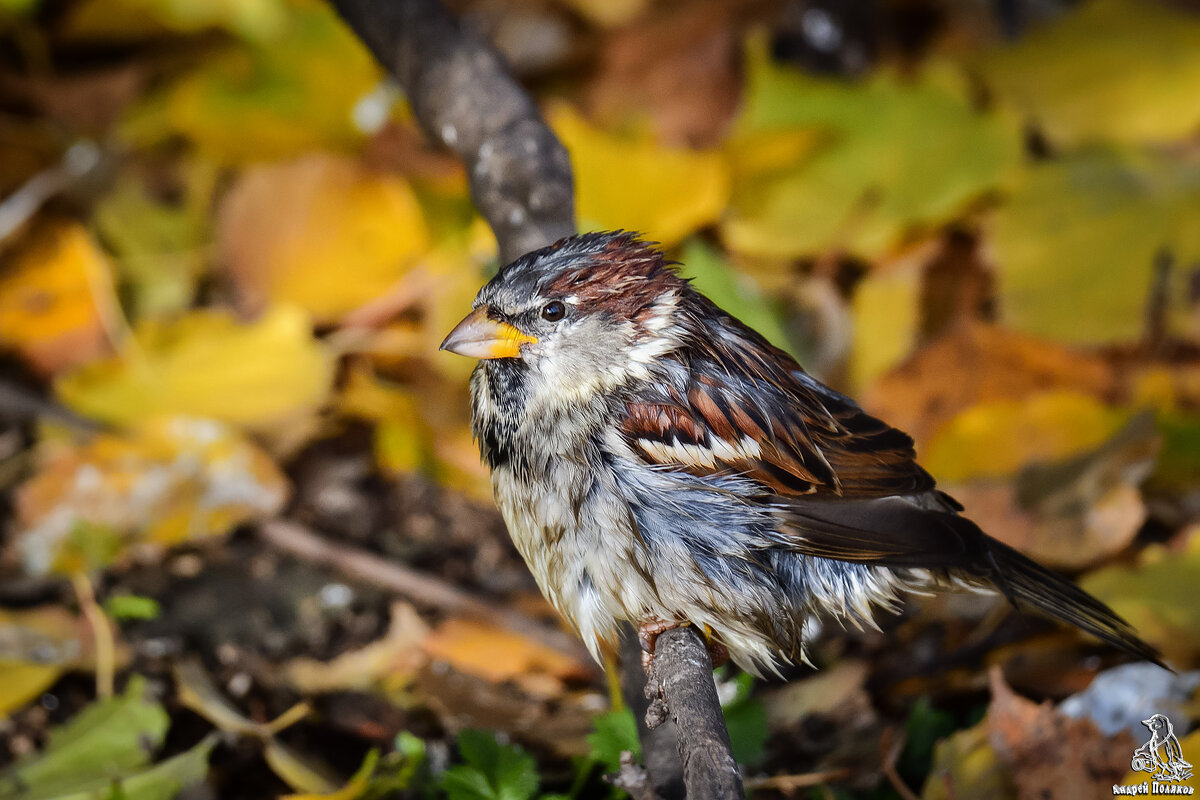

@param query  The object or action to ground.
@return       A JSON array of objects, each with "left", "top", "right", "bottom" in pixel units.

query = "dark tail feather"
[{"left": 983, "top": 538, "right": 1166, "bottom": 668}]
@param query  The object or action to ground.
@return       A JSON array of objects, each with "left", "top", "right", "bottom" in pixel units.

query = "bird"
[{"left": 440, "top": 230, "right": 1162, "bottom": 676}]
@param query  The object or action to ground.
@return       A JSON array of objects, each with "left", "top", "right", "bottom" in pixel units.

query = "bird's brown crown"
[{"left": 539, "top": 232, "right": 683, "bottom": 319}]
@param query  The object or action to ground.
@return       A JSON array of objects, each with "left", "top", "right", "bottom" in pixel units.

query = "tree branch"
[
  {"left": 645, "top": 627, "right": 745, "bottom": 800},
  {"left": 328, "top": 2, "right": 741, "bottom": 796},
  {"left": 330, "top": 0, "right": 575, "bottom": 264}
]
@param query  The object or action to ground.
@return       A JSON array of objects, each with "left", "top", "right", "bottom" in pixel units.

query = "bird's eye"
[{"left": 541, "top": 300, "right": 566, "bottom": 322}]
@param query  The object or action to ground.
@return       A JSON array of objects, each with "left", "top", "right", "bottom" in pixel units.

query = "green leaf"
[
  {"left": 676, "top": 239, "right": 794, "bottom": 355},
  {"left": 0, "top": 676, "right": 174, "bottom": 799},
  {"left": 104, "top": 595, "right": 162, "bottom": 621},
  {"left": 992, "top": 147, "right": 1200, "bottom": 344},
  {"left": 440, "top": 730, "right": 538, "bottom": 800},
  {"left": 898, "top": 697, "right": 955, "bottom": 784},
  {"left": 93, "top": 166, "right": 215, "bottom": 320},
  {"left": 120, "top": 4, "right": 381, "bottom": 164},
  {"left": 1081, "top": 539, "right": 1200, "bottom": 664},
  {"left": 722, "top": 39, "right": 1020, "bottom": 260},
  {"left": 721, "top": 675, "right": 768, "bottom": 768},
  {"left": 973, "top": 0, "right": 1200, "bottom": 146},
  {"left": 585, "top": 710, "right": 640, "bottom": 773}
]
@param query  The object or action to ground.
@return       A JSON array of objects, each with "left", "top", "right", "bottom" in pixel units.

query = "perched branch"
[
  {"left": 330, "top": 0, "right": 575, "bottom": 264},
  {"left": 327, "top": 2, "right": 741, "bottom": 796},
  {"left": 645, "top": 627, "right": 745, "bottom": 800},
  {"left": 620, "top": 625, "right": 685, "bottom": 800}
]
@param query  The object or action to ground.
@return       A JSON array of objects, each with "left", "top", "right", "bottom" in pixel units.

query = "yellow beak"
[{"left": 440, "top": 306, "right": 537, "bottom": 359}]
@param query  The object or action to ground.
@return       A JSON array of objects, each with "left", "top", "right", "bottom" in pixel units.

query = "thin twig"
[
  {"left": 71, "top": 572, "right": 114, "bottom": 698},
  {"left": 880, "top": 727, "right": 922, "bottom": 800},
  {"left": 743, "top": 769, "right": 850, "bottom": 792},
  {"left": 258, "top": 519, "right": 589, "bottom": 663}
]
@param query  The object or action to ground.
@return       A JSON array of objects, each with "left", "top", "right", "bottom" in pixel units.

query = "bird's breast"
[{"left": 490, "top": 452, "right": 655, "bottom": 659}]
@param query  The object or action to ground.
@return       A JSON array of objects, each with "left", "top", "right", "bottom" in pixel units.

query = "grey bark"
[{"left": 330, "top": 0, "right": 575, "bottom": 264}]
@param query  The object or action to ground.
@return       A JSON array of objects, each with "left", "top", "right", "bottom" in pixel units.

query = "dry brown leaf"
[
  {"left": 947, "top": 412, "right": 1157, "bottom": 568},
  {"left": 863, "top": 322, "right": 1114, "bottom": 447},
  {"left": 422, "top": 618, "right": 589, "bottom": 685},
  {"left": 13, "top": 417, "right": 288, "bottom": 575},
  {"left": 284, "top": 603, "right": 429, "bottom": 695},
  {"left": 585, "top": 1, "right": 741, "bottom": 147},
  {"left": 986, "top": 667, "right": 1135, "bottom": 800}
]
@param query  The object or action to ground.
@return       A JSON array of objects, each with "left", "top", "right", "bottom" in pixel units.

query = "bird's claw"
[{"left": 637, "top": 619, "right": 730, "bottom": 670}]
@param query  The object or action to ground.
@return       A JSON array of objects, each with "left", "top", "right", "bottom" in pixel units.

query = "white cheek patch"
[{"left": 627, "top": 292, "right": 680, "bottom": 366}]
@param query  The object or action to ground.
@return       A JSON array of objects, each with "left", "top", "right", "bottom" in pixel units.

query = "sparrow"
[{"left": 440, "top": 231, "right": 1161, "bottom": 675}]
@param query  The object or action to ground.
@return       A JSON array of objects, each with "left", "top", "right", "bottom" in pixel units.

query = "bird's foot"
[{"left": 637, "top": 619, "right": 729, "bottom": 670}]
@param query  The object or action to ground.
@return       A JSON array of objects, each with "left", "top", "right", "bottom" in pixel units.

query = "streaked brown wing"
[{"left": 621, "top": 323, "right": 934, "bottom": 500}]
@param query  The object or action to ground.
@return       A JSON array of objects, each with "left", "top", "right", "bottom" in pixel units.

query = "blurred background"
[{"left": 0, "top": 0, "right": 1198, "bottom": 797}]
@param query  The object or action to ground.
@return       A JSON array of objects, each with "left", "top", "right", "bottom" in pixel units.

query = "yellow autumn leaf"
[
  {"left": 975, "top": 0, "right": 1200, "bottom": 146},
  {"left": 63, "top": 0, "right": 287, "bottom": 42},
  {"left": 56, "top": 305, "right": 333, "bottom": 432},
  {"left": 281, "top": 750, "right": 379, "bottom": 800},
  {"left": 850, "top": 261, "right": 920, "bottom": 390},
  {"left": 0, "top": 607, "right": 94, "bottom": 718},
  {"left": 13, "top": 416, "right": 288, "bottom": 575},
  {"left": 0, "top": 221, "right": 119, "bottom": 376},
  {"left": 991, "top": 148, "right": 1200, "bottom": 345},
  {"left": 219, "top": 154, "right": 431, "bottom": 323},
  {"left": 121, "top": 2, "right": 380, "bottom": 163},
  {"left": 924, "top": 390, "right": 1129, "bottom": 484},
  {"left": 1083, "top": 531, "right": 1200, "bottom": 663},
  {"left": 551, "top": 105, "right": 730, "bottom": 246}
]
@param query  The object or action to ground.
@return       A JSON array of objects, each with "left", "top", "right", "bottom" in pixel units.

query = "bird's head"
[{"left": 441, "top": 232, "right": 686, "bottom": 404}]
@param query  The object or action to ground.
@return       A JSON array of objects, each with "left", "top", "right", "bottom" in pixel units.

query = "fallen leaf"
[
  {"left": 973, "top": 0, "right": 1200, "bottom": 146},
  {"left": 0, "top": 607, "right": 97, "bottom": 718},
  {"left": 0, "top": 221, "right": 119, "bottom": 376},
  {"left": 850, "top": 259, "right": 921, "bottom": 389},
  {"left": 986, "top": 667, "right": 1135, "bottom": 800},
  {"left": 760, "top": 660, "right": 871, "bottom": 729},
  {"left": 585, "top": 1, "right": 739, "bottom": 146},
  {"left": 13, "top": 416, "right": 288, "bottom": 575},
  {"left": 422, "top": 618, "right": 587, "bottom": 685},
  {"left": 0, "top": 676, "right": 171, "bottom": 796},
  {"left": 723, "top": 39, "right": 1021, "bottom": 260},
  {"left": 923, "top": 390, "right": 1129, "bottom": 484},
  {"left": 991, "top": 148, "right": 1200, "bottom": 345},
  {"left": 556, "top": 0, "right": 650, "bottom": 28},
  {"left": 265, "top": 741, "right": 342, "bottom": 795},
  {"left": 281, "top": 749, "right": 379, "bottom": 800},
  {"left": 56, "top": 305, "right": 334, "bottom": 433},
  {"left": 922, "top": 717, "right": 1012, "bottom": 800},
  {"left": 121, "top": 2, "right": 381, "bottom": 163},
  {"left": 93, "top": 164, "right": 215, "bottom": 319},
  {"left": 63, "top": 0, "right": 287, "bottom": 41},
  {"left": 219, "top": 154, "right": 431, "bottom": 323},
  {"left": 551, "top": 104, "right": 730, "bottom": 247},
  {"left": 863, "top": 322, "right": 1114, "bottom": 447},
  {"left": 1081, "top": 529, "right": 1200, "bottom": 665},
  {"left": 284, "top": 602, "right": 429, "bottom": 695}
]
